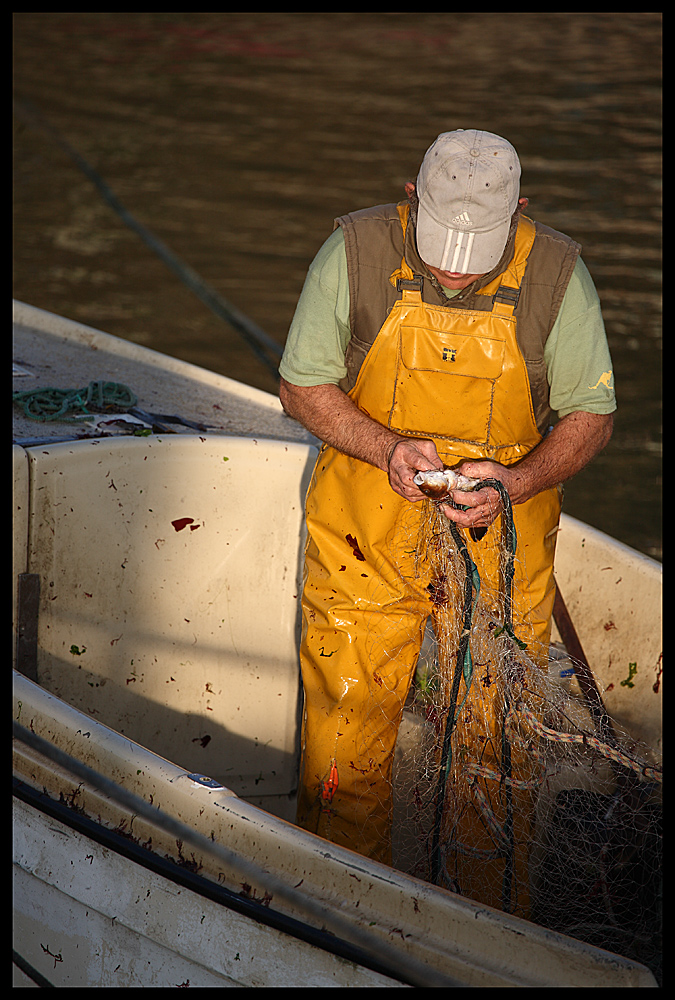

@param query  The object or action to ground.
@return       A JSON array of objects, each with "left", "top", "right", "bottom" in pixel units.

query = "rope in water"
[
  {"left": 13, "top": 381, "right": 137, "bottom": 422},
  {"left": 14, "top": 97, "right": 283, "bottom": 381}
]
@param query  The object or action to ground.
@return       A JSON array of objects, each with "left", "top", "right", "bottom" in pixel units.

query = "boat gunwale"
[
  {"left": 13, "top": 777, "right": 411, "bottom": 987},
  {"left": 13, "top": 300, "right": 280, "bottom": 401},
  {"left": 13, "top": 667, "right": 660, "bottom": 988}
]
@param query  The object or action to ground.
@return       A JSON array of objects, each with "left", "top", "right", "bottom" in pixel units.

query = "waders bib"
[{"left": 296, "top": 208, "right": 561, "bottom": 916}]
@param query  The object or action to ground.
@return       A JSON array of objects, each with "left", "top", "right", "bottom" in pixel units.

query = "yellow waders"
[{"left": 296, "top": 208, "right": 561, "bottom": 917}]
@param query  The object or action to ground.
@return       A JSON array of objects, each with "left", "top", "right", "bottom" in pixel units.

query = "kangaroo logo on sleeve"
[{"left": 588, "top": 370, "right": 613, "bottom": 390}]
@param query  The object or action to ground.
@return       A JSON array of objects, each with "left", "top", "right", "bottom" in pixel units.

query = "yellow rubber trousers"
[{"left": 296, "top": 210, "right": 561, "bottom": 917}]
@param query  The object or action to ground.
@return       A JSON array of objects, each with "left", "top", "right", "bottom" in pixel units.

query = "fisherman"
[{"left": 278, "top": 130, "right": 616, "bottom": 890}]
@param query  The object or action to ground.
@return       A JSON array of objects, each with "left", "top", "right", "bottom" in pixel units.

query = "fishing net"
[{"left": 379, "top": 487, "right": 663, "bottom": 982}]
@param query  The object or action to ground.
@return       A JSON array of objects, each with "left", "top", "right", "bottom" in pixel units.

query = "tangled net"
[{"left": 386, "top": 488, "right": 662, "bottom": 981}]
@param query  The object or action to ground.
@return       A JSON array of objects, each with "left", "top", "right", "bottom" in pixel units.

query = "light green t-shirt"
[{"left": 279, "top": 227, "right": 616, "bottom": 419}]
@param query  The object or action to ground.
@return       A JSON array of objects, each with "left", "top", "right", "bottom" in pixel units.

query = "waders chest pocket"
[
  {"left": 398, "top": 325, "right": 505, "bottom": 378},
  {"left": 390, "top": 326, "right": 506, "bottom": 444}
]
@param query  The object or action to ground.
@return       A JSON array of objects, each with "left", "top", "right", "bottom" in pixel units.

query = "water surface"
[{"left": 13, "top": 12, "right": 661, "bottom": 557}]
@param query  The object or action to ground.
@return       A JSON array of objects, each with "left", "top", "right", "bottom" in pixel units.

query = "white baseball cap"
[{"left": 415, "top": 129, "right": 521, "bottom": 274}]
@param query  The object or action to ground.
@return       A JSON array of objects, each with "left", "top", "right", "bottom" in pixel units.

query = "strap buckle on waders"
[
  {"left": 396, "top": 276, "right": 424, "bottom": 292},
  {"left": 492, "top": 285, "right": 521, "bottom": 308}
]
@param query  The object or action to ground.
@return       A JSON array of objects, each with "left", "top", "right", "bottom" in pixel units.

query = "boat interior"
[
  {"left": 13, "top": 432, "right": 317, "bottom": 821},
  {"left": 13, "top": 427, "right": 662, "bottom": 826}
]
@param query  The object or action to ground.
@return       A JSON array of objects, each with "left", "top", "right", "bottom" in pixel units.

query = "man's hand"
[
  {"left": 280, "top": 381, "right": 613, "bottom": 523},
  {"left": 438, "top": 412, "right": 614, "bottom": 528},
  {"left": 439, "top": 459, "right": 517, "bottom": 528},
  {"left": 387, "top": 438, "right": 444, "bottom": 500}
]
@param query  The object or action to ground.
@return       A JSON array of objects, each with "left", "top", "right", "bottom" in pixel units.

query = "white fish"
[{"left": 413, "top": 468, "right": 479, "bottom": 499}]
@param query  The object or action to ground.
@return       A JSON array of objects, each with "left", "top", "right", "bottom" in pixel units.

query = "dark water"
[{"left": 13, "top": 13, "right": 661, "bottom": 558}]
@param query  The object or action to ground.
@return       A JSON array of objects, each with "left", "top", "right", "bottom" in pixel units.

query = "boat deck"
[{"left": 12, "top": 302, "right": 317, "bottom": 448}]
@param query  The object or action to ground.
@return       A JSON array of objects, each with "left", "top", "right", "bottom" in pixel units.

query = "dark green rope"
[
  {"left": 13, "top": 381, "right": 137, "bottom": 423},
  {"left": 430, "top": 516, "right": 478, "bottom": 886},
  {"left": 429, "top": 478, "right": 523, "bottom": 909}
]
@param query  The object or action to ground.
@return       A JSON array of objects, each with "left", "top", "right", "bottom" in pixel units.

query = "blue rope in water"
[{"left": 14, "top": 97, "right": 283, "bottom": 380}]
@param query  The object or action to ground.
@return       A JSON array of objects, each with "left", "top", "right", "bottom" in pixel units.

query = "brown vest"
[{"left": 334, "top": 201, "right": 581, "bottom": 435}]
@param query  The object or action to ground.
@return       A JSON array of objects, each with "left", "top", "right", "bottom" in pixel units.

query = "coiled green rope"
[{"left": 13, "top": 381, "right": 137, "bottom": 423}]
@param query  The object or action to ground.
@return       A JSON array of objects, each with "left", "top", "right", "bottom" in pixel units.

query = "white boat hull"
[
  {"left": 14, "top": 794, "right": 404, "bottom": 988},
  {"left": 13, "top": 302, "right": 662, "bottom": 987}
]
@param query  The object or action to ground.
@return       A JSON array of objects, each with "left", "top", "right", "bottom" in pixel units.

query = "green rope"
[
  {"left": 430, "top": 518, "right": 478, "bottom": 886},
  {"left": 13, "top": 381, "right": 137, "bottom": 423},
  {"left": 430, "top": 478, "right": 524, "bottom": 907}
]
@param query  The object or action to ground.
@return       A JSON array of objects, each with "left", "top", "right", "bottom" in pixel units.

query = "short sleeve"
[{"left": 279, "top": 228, "right": 352, "bottom": 386}]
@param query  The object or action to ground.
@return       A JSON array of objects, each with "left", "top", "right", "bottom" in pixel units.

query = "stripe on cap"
[{"left": 441, "top": 230, "right": 475, "bottom": 273}]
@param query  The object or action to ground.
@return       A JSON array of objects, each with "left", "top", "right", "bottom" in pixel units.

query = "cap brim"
[{"left": 416, "top": 203, "right": 511, "bottom": 275}]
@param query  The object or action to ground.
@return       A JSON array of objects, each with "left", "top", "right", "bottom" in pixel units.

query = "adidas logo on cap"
[{"left": 451, "top": 212, "right": 473, "bottom": 226}]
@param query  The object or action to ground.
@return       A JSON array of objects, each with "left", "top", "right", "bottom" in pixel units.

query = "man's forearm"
[
  {"left": 503, "top": 411, "right": 614, "bottom": 504},
  {"left": 279, "top": 379, "right": 402, "bottom": 470},
  {"left": 450, "top": 410, "right": 614, "bottom": 528},
  {"left": 279, "top": 379, "right": 445, "bottom": 500},
  {"left": 280, "top": 379, "right": 614, "bottom": 521}
]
